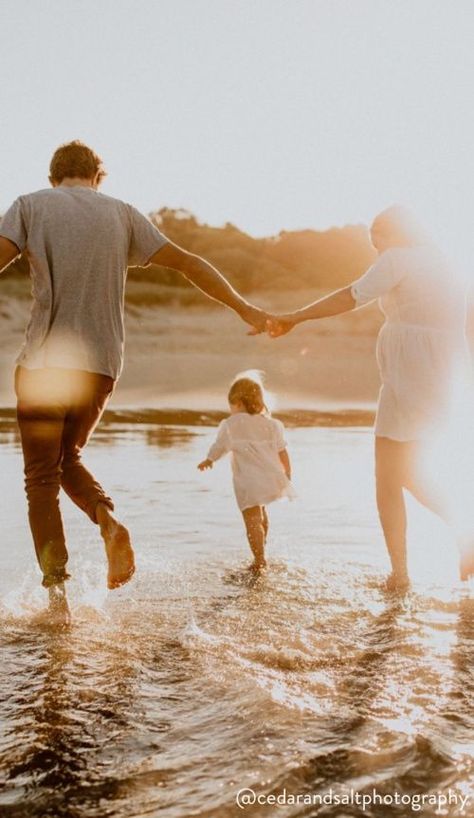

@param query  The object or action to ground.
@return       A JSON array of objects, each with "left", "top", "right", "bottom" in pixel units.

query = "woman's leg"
[
  {"left": 242, "top": 506, "right": 267, "bottom": 570},
  {"left": 403, "top": 441, "right": 452, "bottom": 524},
  {"left": 375, "top": 437, "right": 409, "bottom": 588},
  {"left": 403, "top": 442, "right": 474, "bottom": 580},
  {"left": 377, "top": 436, "right": 472, "bottom": 583}
]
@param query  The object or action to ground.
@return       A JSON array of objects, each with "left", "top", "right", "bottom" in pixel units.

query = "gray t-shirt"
[{"left": 0, "top": 185, "right": 168, "bottom": 379}]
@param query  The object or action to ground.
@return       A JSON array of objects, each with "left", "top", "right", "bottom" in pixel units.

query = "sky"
[{"left": 1, "top": 0, "right": 474, "bottom": 263}]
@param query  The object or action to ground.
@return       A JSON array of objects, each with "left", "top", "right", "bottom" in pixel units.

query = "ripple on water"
[{"left": 0, "top": 425, "right": 473, "bottom": 816}]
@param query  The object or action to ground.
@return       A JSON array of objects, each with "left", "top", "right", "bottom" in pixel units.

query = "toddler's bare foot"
[
  {"left": 249, "top": 560, "right": 267, "bottom": 573},
  {"left": 48, "top": 583, "right": 72, "bottom": 629},
  {"left": 384, "top": 572, "right": 410, "bottom": 593},
  {"left": 97, "top": 504, "right": 135, "bottom": 590}
]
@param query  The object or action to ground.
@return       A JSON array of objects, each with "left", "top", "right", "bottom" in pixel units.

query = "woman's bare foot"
[
  {"left": 48, "top": 583, "right": 72, "bottom": 629},
  {"left": 384, "top": 571, "right": 410, "bottom": 592},
  {"left": 96, "top": 504, "right": 135, "bottom": 590},
  {"left": 459, "top": 550, "right": 474, "bottom": 582}
]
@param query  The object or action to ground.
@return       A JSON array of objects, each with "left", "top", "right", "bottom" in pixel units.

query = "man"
[{"left": 0, "top": 140, "right": 267, "bottom": 625}]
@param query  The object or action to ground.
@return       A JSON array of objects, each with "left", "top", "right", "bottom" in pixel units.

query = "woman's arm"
[
  {"left": 278, "top": 448, "right": 291, "bottom": 480},
  {"left": 268, "top": 285, "right": 356, "bottom": 338}
]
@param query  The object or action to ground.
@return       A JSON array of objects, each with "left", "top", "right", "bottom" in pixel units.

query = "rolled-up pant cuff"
[{"left": 92, "top": 496, "right": 115, "bottom": 524}]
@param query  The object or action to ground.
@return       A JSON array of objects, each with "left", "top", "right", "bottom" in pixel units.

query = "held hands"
[
  {"left": 240, "top": 302, "right": 298, "bottom": 338},
  {"left": 247, "top": 315, "right": 297, "bottom": 338},
  {"left": 265, "top": 315, "right": 297, "bottom": 338},
  {"left": 241, "top": 304, "right": 272, "bottom": 335},
  {"left": 198, "top": 459, "right": 213, "bottom": 471},
  {"left": 242, "top": 304, "right": 296, "bottom": 336}
]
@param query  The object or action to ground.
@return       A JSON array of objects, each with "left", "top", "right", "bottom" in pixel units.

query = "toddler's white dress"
[
  {"left": 207, "top": 413, "right": 295, "bottom": 510},
  {"left": 351, "top": 245, "right": 469, "bottom": 441}
]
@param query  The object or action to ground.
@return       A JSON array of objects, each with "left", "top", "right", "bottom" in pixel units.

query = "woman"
[{"left": 267, "top": 206, "right": 470, "bottom": 589}]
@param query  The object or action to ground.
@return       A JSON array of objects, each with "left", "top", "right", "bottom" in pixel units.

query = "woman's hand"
[
  {"left": 197, "top": 459, "right": 213, "bottom": 471},
  {"left": 266, "top": 315, "right": 297, "bottom": 338}
]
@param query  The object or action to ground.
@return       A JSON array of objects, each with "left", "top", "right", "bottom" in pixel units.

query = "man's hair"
[{"left": 49, "top": 140, "right": 107, "bottom": 185}]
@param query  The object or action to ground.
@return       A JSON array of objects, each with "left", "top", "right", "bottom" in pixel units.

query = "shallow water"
[{"left": 0, "top": 419, "right": 473, "bottom": 817}]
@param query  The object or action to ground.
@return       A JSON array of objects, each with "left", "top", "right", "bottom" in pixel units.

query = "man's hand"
[
  {"left": 265, "top": 315, "right": 297, "bottom": 338},
  {"left": 240, "top": 304, "right": 272, "bottom": 335},
  {"left": 198, "top": 459, "right": 213, "bottom": 471},
  {"left": 0, "top": 236, "right": 21, "bottom": 273}
]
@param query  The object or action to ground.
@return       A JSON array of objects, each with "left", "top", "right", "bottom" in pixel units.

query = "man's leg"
[
  {"left": 60, "top": 372, "right": 135, "bottom": 589},
  {"left": 60, "top": 372, "right": 115, "bottom": 521},
  {"left": 15, "top": 368, "right": 70, "bottom": 589}
]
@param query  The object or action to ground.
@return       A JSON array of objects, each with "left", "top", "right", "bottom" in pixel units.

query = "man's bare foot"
[
  {"left": 96, "top": 504, "right": 135, "bottom": 590},
  {"left": 48, "top": 583, "right": 72, "bottom": 629},
  {"left": 384, "top": 572, "right": 410, "bottom": 593}
]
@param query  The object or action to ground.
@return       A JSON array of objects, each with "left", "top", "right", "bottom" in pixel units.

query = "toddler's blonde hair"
[{"left": 228, "top": 371, "right": 266, "bottom": 415}]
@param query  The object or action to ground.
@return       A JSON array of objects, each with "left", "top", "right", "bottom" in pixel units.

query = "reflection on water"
[
  {"left": 92, "top": 425, "right": 198, "bottom": 450},
  {"left": 0, "top": 421, "right": 472, "bottom": 817}
]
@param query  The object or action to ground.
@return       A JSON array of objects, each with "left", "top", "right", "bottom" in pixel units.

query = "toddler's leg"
[
  {"left": 262, "top": 506, "right": 269, "bottom": 541},
  {"left": 242, "top": 506, "right": 267, "bottom": 571}
]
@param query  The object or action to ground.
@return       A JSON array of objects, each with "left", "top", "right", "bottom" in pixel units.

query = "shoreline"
[{"left": 0, "top": 405, "right": 376, "bottom": 428}]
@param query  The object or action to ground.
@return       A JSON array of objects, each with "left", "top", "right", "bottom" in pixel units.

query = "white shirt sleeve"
[
  {"left": 351, "top": 250, "right": 405, "bottom": 306},
  {"left": 207, "top": 421, "right": 230, "bottom": 462},
  {"left": 273, "top": 419, "right": 287, "bottom": 452}
]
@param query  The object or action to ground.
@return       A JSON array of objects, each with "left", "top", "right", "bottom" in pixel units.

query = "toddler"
[{"left": 198, "top": 374, "right": 294, "bottom": 571}]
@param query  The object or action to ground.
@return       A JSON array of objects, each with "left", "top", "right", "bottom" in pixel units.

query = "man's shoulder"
[
  {"left": 94, "top": 192, "right": 151, "bottom": 223},
  {"left": 94, "top": 190, "right": 131, "bottom": 209},
  {"left": 17, "top": 188, "right": 55, "bottom": 204},
  {"left": 19, "top": 188, "right": 131, "bottom": 209}
]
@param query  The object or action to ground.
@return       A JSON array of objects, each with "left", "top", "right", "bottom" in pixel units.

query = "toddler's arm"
[
  {"left": 279, "top": 448, "right": 291, "bottom": 480},
  {"left": 198, "top": 459, "right": 213, "bottom": 471},
  {"left": 197, "top": 421, "right": 230, "bottom": 471}
]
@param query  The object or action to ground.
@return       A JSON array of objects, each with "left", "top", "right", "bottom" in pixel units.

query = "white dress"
[
  {"left": 351, "top": 245, "right": 469, "bottom": 441},
  {"left": 207, "top": 413, "right": 295, "bottom": 510}
]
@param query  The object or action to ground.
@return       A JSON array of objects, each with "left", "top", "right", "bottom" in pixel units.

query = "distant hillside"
[{"left": 2, "top": 208, "right": 375, "bottom": 295}]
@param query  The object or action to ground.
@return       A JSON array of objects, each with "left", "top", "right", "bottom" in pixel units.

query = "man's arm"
[
  {"left": 0, "top": 237, "right": 21, "bottom": 272},
  {"left": 148, "top": 241, "right": 268, "bottom": 332}
]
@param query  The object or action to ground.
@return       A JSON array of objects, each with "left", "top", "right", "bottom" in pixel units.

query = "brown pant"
[{"left": 15, "top": 366, "right": 115, "bottom": 587}]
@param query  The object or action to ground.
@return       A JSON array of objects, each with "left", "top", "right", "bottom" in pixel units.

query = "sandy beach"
[{"left": 0, "top": 286, "right": 384, "bottom": 410}]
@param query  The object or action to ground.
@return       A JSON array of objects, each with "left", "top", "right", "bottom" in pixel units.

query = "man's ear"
[{"left": 92, "top": 171, "right": 103, "bottom": 189}]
